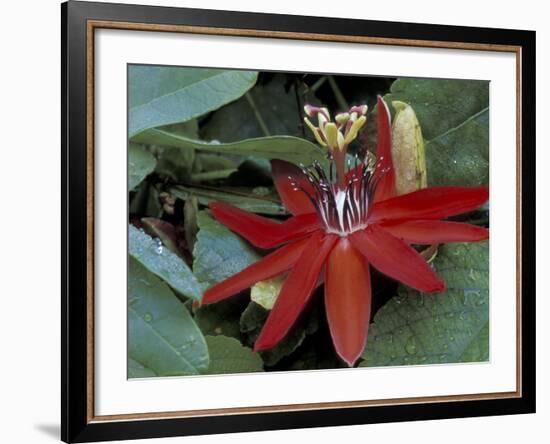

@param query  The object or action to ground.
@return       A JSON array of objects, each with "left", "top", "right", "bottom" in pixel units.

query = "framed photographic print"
[{"left": 61, "top": 1, "right": 536, "bottom": 442}]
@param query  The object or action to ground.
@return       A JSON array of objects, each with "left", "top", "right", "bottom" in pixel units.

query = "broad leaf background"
[
  {"left": 128, "top": 258, "right": 208, "bottom": 377},
  {"left": 360, "top": 242, "right": 489, "bottom": 367},
  {"left": 127, "top": 66, "right": 490, "bottom": 376},
  {"left": 128, "top": 67, "right": 258, "bottom": 137}
]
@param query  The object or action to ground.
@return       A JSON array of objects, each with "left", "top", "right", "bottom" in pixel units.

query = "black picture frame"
[{"left": 61, "top": 1, "right": 536, "bottom": 442}]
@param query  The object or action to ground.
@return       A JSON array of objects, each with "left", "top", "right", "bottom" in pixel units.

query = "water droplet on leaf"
[
  {"left": 405, "top": 337, "right": 418, "bottom": 355},
  {"left": 475, "top": 297, "right": 485, "bottom": 306}
]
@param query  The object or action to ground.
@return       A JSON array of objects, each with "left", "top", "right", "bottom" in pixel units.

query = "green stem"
[
  {"left": 328, "top": 76, "right": 349, "bottom": 111},
  {"left": 310, "top": 76, "right": 328, "bottom": 93},
  {"left": 245, "top": 92, "right": 271, "bottom": 137}
]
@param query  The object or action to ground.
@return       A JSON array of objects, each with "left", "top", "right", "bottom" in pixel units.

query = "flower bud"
[{"left": 391, "top": 101, "right": 428, "bottom": 195}]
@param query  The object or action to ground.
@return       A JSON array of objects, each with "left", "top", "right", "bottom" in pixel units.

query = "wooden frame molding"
[
  {"left": 86, "top": 18, "right": 523, "bottom": 423},
  {"left": 62, "top": 2, "right": 536, "bottom": 442}
]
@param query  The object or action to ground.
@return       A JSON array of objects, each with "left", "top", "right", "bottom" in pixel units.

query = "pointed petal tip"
[
  {"left": 325, "top": 238, "right": 371, "bottom": 370},
  {"left": 253, "top": 339, "right": 271, "bottom": 353},
  {"left": 471, "top": 226, "right": 490, "bottom": 242},
  {"left": 430, "top": 280, "right": 446, "bottom": 294},
  {"left": 338, "top": 350, "right": 362, "bottom": 367},
  {"left": 475, "top": 186, "right": 490, "bottom": 205}
]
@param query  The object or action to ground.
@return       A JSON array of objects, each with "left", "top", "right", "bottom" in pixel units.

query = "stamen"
[{"left": 289, "top": 155, "right": 390, "bottom": 236}]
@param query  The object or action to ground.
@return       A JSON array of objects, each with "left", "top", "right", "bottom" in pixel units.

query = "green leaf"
[
  {"left": 144, "top": 184, "right": 163, "bottom": 218},
  {"left": 161, "top": 119, "right": 200, "bottom": 139},
  {"left": 128, "top": 66, "right": 258, "bottom": 137},
  {"left": 203, "top": 336, "right": 263, "bottom": 375},
  {"left": 129, "top": 224, "right": 203, "bottom": 300},
  {"left": 128, "top": 257, "right": 209, "bottom": 376},
  {"left": 192, "top": 211, "right": 260, "bottom": 289},
  {"left": 360, "top": 242, "right": 489, "bottom": 367},
  {"left": 128, "top": 357, "right": 157, "bottom": 378},
  {"left": 384, "top": 78, "right": 489, "bottom": 186},
  {"left": 154, "top": 146, "right": 195, "bottom": 183},
  {"left": 191, "top": 168, "right": 238, "bottom": 182},
  {"left": 425, "top": 109, "right": 489, "bottom": 186},
  {"left": 194, "top": 294, "right": 249, "bottom": 340},
  {"left": 195, "top": 153, "right": 237, "bottom": 172},
  {"left": 184, "top": 196, "right": 199, "bottom": 254},
  {"left": 129, "top": 143, "right": 156, "bottom": 191},
  {"left": 190, "top": 153, "right": 238, "bottom": 182},
  {"left": 131, "top": 130, "right": 325, "bottom": 166},
  {"left": 169, "top": 184, "right": 285, "bottom": 216},
  {"left": 200, "top": 74, "right": 305, "bottom": 142}
]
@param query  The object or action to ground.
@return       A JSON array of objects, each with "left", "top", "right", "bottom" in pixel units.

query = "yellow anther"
[
  {"left": 304, "top": 117, "right": 327, "bottom": 147},
  {"left": 323, "top": 122, "right": 339, "bottom": 149},
  {"left": 343, "top": 115, "right": 367, "bottom": 145}
]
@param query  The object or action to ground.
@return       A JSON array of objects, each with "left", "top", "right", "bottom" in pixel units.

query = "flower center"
[{"left": 292, "top": 157, "right": 387, "bottom": 236}]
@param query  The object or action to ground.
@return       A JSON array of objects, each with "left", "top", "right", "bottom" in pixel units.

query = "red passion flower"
[{"left": 201, "top": 97, "right": 489, "bottom": 366}]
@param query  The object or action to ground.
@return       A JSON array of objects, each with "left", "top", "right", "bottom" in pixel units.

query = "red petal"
[
  {"left": 369, "top": 186, "right": 489, "bottom": 222},
  {"left": 202, "top": 238, "right": 310, "bottom": 304},
  {"left": 380, "top": 220, "right": 489, "bottom": 244},
  {"left": 325, "top": 238, "right": 372, "bottom": 366},
  {"left": 271, "top": 159, "right": 316, "bottom": 215},
  {"left": 350, "top": 225, "right": 445, "bottom": 293},
  {"left": 210, "top": 202, "right": 320, "bottom": 249},
  {"left": 373, "top": 96, "right": 396, "bottom": 203},
  {"left": 254, "top": 232, "right": 338, "bottom": 351}
]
